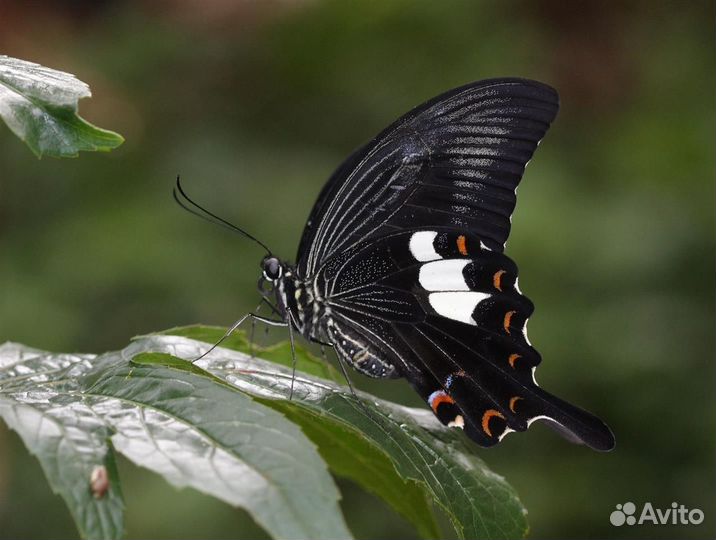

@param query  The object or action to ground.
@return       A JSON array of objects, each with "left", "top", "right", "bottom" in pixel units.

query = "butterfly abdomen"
[{"left": 325, "top": 317, "right": 399, "bottom": 378}]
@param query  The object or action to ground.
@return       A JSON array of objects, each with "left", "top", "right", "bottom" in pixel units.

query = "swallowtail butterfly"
[{"left": 176, "top": 78, "right": 615, "bottom": 450}]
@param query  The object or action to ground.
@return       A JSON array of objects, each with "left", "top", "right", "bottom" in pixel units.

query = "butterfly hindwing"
[{"left": 318, "top": 227, "right": 613, "bottom": 450}]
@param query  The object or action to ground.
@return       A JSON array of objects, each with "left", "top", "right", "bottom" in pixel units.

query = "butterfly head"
[{"left": 258, "top": 255, "right": 290, "bottom": 309}]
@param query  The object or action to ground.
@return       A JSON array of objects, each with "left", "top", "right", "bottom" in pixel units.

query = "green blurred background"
[{"left": 0, "top": 1, "right": 713, "bottom": 539}]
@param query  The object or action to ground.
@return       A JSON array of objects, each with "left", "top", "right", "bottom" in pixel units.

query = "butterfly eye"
[{"left": 261, "top": 257, "right": 282, "bottom": 281}]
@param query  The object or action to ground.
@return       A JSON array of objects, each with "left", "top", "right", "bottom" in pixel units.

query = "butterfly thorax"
[{"left": 261, "top": 256, "right": 329, "bottom": 343}]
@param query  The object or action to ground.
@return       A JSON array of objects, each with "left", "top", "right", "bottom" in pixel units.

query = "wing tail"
[
  {"left": 394, "top": 320, "right": 614, "bottom": 450},
  {"left": 524, "top": 386, "right": 615, "bottom": 451}
]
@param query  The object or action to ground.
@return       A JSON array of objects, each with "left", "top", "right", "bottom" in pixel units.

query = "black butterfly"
[{"left": 175, "top": 78, "right": 615, "bottom": 451}]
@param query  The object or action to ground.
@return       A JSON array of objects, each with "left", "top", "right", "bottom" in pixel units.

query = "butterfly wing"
[
  {"left": 318, "top": 230, "right": 614, "bottom": 450},
  {"left": 296, "top": 78, "right": 559, "bottom": 277}
]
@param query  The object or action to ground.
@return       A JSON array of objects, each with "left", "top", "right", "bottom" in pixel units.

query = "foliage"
[
  {"left": 0, "top": 55, "right": 123, "bottom": 157},
  {"left": 0, "top": 327, "right": 528, "bottom": 540}
]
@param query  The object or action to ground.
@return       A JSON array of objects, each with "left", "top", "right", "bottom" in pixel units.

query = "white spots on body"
[
  {"left": 312, "top": 275, "right": 323, "bottom": 303},
  {"left": 311, "top": 297, "right": 321, "bottom": 327},
  {"left": 428, "top": 291, "right": 490, "bottom": 325},
  {"left": 353, "top": 349, "right": 370, "bottom": 363},
  {"left": 277, "top": 279, "right": 287, "bottom": 310},
  {"left": 418, "top": 259, "right": 471, "bottom": 291},
  {"left": 409, "top": 231, "right": 440, "bottom": 262}
]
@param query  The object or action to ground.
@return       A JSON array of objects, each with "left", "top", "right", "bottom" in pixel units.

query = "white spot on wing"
[
  {"left": 409, "top": 231, "right": 440, "bottom": 262},
  {"left": 428, "top": 291, "right": 490, "bottom": 325},
  {"left": 448, "top": 415, "right": 465, "bottom": 428},
  {"left": 527, "top": 414, "right": 551, "bottom": 427},
  {"left": 419, "top": 260, "right": 470, "bottom": 291},
  {"left": 523, "top": 318, "right": 532, "bottom": 346},
  {"left": 498, "top": 427, "right": 515, "bottom": 441}
]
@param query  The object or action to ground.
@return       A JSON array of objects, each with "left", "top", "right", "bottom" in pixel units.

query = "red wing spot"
[
  {"left": 493, "top": 270, "right": 506, "bottom": 291},
  {"left": 428, "top": 391, "right": 456, "bottom": 414},
  {"left": 482, "top": 409, "right": 505, "bottom": 437},
  {"left": 509, "top": 396, "right": 523, "bottom": 413},
  {"left": 456, "top": 235, "right": 468, "bottom": 256},
  {"left": 503, "top": 310, "right": 516, "bottom": 333},
  {"left": 508, "top": 353, "right": 521, "bottom": 368}
]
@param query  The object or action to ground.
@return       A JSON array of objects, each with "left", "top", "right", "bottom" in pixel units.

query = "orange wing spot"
[
  {"left": 482, "top": 409, "right": 505, "bottom": 437},
  {"left": 509, "top": 396, "right": 523, "bottom": 413},
  {"left": 456, "top": 235, "right": 468, "bottom": 256},
  {"left": 503, "top": 310, "right": 516, "bottom": 333},
  {"left": 493, "top": 270, "right": 506, "bottom": 291},
  {"left": 429, "top": 391, "right": 456, "bottom": 414},
  {"left": 508, "top": 353, "right": 521, "bottom": 368}
]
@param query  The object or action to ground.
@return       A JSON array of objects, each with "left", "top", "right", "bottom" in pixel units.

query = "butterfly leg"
[
  {"left": 249, "top": 304, "right": 261, "bottom": 358},
  {"left": 330, "top": 349, "right": 378, "bottom": 421},
  {"left": 262, "top": 325, "right": 270, "bottom": 347},
  {"left": 287, "top": 312, "right": 297, "bottom": 400},
  {"left": 192, "top": 303, "right": 286, "bottom": 363},
  {"left": 307, "top": 336, "right": 372, "bottom": 416}
]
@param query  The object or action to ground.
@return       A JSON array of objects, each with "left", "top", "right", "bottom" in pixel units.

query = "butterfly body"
[{"left": 254, "top": 78, "right": 615, "bottom": 451}]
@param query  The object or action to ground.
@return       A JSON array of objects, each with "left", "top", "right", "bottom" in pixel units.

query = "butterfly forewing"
[{"left": 297, "top": 78, "right": 559, "bottom": 278}]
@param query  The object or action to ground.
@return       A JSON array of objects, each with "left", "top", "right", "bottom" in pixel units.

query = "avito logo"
[{"left": 610, "top": 501, "right": 704, "bottom": 526}]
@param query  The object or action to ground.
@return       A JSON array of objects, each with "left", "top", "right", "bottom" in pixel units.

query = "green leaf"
[
  {"left": 153, "top": 325, "right": 344, "bottom": 383},
  {"left": 0, "top": 55, "right": 124, "bottom": 157},
  {"left": 275, "top": 398, "right": 442, "bottom": 539},
  {"left": 1, "top": 327, "right": 527, "bottom": 539},
  {"left": 0, "top": 343, "right": 125, "bottom": 540},
  {"left": 157, "top": 326, "right": 529, "bottom": 539},
  {"left": 0, "top": 341, "right": 352, "bottom": 540}
]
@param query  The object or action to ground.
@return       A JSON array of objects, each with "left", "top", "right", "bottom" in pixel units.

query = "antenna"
[{"left": 173, "top": 176, "right": 272, "bottom": 254}]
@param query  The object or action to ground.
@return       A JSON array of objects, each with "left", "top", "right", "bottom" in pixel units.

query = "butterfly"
[{"left": 175, "top": 78, "right": 615, "bottom": 451}]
